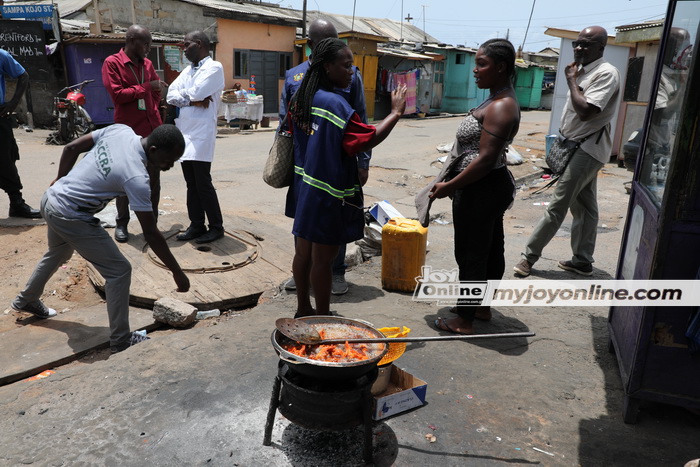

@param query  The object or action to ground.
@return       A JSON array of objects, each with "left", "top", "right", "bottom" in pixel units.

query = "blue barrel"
[{"left": 545, "top": 134, "right": 558, "bottom": 157}]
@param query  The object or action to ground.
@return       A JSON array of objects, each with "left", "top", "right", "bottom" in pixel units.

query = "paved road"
[{"left": 1, "top": 115, "right": 698, "bottom": 466}]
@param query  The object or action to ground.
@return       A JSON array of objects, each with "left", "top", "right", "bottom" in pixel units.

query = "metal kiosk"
[{"left": 610, "top": 0, "right": 700, "bottom": 423}]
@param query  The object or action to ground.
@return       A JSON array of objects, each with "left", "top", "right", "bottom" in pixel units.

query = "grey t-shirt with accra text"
[{"left": 47, "top": 124, "right": 151, "bottom": 221}]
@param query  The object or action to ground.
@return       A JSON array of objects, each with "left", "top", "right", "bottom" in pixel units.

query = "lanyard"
[{"left": 128, "top": 62, "right": 144, "bottom": 84}]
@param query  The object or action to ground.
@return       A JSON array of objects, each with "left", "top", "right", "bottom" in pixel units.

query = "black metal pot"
[{"left": 271, "top": 316, "right": 388, "bottom": 380}]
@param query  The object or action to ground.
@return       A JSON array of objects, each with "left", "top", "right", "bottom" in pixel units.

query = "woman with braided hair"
[{"left": 285, "top": 37, "right": 406, "bottom": 317}]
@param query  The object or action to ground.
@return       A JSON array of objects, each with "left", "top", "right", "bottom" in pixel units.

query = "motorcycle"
[{"left": 48, "top": 79, "right": 95, "bottom": 144}]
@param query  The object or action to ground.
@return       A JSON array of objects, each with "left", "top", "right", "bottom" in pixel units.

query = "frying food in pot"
[{"left": 282, "top": 325, "right": 384, "bottom": 362}]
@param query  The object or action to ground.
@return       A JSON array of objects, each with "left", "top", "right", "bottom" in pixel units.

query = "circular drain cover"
[{"left": 144, "top": 229, "right": 261, "bottom": 273}]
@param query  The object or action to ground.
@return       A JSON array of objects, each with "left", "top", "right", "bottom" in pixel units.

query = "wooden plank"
[
  {"left": 87, "top": 217, "right": 294, "bottom": 310},
  {"left": 0, "top": 304, "right": 159, "bottom": 386}
]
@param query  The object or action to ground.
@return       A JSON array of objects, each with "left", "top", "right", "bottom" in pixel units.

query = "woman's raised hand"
[{"left": 391, "top": 84, "right": 407, "bottom": 116}]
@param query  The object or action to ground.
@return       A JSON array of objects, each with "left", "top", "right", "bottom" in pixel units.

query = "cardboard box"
[
  {"left": 369, "top": 200, "right": 404, "bottom": 226},
  {"left": 372, "top": 366, "right": 427, "bottom": 420}
]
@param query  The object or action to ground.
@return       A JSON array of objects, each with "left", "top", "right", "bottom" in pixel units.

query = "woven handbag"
[{"left": 263, "top": 115, "right": 294, "bottom": 188}]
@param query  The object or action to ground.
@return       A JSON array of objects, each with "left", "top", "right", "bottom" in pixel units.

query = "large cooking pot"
[{"left": 271, "top": 316, "right": 388, "bottom": 380}]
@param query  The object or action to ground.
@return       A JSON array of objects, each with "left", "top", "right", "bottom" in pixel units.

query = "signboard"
[
  {"left": 164, "top": 45, "right": 184, "bottom": 72},
  {"left": 1, "top": 4, "right": 54, "bottom": 30},
  {"left": 0, "top": 20, "right": 50, "bottom": 81}
]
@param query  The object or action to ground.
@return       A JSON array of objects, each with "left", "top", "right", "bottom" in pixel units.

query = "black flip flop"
[{"left": 434, "top": 317, "right": 471, "bottom": 336}]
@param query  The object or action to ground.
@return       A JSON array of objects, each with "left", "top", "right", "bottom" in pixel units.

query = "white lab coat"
[{"left": 166, "top": 56, "right": 225, "bottom": 163}]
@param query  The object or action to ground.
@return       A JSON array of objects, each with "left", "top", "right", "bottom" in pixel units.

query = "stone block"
[{"left": 153, "top": 297, "right": 197, "bottom": 328}]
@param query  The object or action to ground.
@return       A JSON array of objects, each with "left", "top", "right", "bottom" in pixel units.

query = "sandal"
[{"left": 434, "top": 317, "right": 473, "bottom": 335}]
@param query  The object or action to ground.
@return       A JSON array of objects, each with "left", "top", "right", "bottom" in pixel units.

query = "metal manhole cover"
[{"left": 144, "top": 229, "right": 261, "bottom": 273}]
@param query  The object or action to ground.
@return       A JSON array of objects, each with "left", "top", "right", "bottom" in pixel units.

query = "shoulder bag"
[
  {"left": 546, "top": 135, "right": 582, "bottom": 176},
  {"left": 263, "top": 114, "right": 294, "bottom": 188}
]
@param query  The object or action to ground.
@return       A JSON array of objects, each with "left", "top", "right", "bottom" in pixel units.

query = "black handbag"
[
  {"left": 546, "top": 135, "right": 581, "bottom": 175},
  {"left": 263, "top": 114, "right": 294, "bottom": 188}
]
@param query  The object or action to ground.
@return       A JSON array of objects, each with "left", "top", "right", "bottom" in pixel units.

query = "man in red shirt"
[{"left": 102, "top": 24, "right": 166, "bottom": 243}]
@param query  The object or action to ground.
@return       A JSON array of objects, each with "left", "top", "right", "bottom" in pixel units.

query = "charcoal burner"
[{"left": 263, "top": 362, "right": 378, "bottom": 463}]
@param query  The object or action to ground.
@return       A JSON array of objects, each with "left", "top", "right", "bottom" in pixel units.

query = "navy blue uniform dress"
[{"left": 285, "top": 89, "right": 364, "bottom": 245}]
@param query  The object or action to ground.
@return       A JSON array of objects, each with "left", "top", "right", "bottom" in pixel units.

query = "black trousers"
[
  {"left": 452, "top": 166, "right": 514, "bottom": 321},
  {"left": 181, "top": 160, "right": 223, "bottom": 229},
  {"left": 0, "top": 116, "right": 23, "bottom": 197},
  {"left": 116, "top": 162, "right": 161, "bottom": 226}
]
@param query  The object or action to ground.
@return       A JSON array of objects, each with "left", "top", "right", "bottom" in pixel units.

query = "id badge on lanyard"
[{"left": 129, "top": 63, "right": 146, "bottom": 111}]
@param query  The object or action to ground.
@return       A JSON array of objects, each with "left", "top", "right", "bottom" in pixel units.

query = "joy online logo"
[{"left": 412, "top": 266, "right": 487, "bottom": 305}]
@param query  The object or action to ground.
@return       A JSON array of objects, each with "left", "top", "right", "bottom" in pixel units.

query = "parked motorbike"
[{"left": 48, "top": 79, "right": 95, "bottom": 144}]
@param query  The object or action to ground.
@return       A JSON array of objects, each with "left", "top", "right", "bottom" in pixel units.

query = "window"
[
  {"left": 456, "top": 53, "right": 466, "bottom": 65},
  {"left": 234, "top": 49, "right": 249, "bottom": 78},
  {"left": 147, "top": 45, "right": 165, "bottom": 80},
  {"left": 279, "top": 53, "right": 292, "bottom": 78},
  {"left": 624, "top": 56, "right": 644, "bottom": 102}
]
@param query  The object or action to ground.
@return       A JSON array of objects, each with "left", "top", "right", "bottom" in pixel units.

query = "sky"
[{"left": 275, "top": 0, "right": 669, "bottom": 52}]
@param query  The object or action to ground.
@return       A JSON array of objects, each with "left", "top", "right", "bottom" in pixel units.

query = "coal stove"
[{"left": 263, "top": 362, "right": 378, "bottom": 463}]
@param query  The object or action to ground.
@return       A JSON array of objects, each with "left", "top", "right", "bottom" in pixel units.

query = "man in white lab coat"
[{"left": 167, "top": 31, "right": 226, "bottom": 243}]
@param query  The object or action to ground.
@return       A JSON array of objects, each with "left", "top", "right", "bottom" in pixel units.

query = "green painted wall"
[{"left": 438, "top": 49, "right": 488, "bottom": 114}]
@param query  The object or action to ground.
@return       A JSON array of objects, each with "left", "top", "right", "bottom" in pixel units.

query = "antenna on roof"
[
  {"left": 521, "top": 0, "right": 537, "bottom": 56},
  {"left": 352, "top": 0, "right": 356, "bottom": 32}
]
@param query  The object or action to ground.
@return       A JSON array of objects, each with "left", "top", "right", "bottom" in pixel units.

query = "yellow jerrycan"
[{"left": 381, "top": 218, "right": 428, "bottom": 292}]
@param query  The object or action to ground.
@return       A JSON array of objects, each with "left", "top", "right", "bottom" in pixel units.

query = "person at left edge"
[
  {"left": 102, "top": 24, "right": 167, "bottom": 243},
  {"left": 11, "top": 124, "right": 190, "bottom": 354},
  {"left": 167, "top": 31, "right": 226, "bottom": 244},
  {"left": 0, "top": 48, "right": 41, "bottom": 219}
]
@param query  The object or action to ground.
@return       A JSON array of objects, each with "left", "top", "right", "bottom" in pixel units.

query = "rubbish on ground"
[
  {"left": 425, "top": 433, "right": 437, "bottom": 442},
  {"left": 533, "top": 202, "right": 550, "bottom": 206},
  {"left": 467, "top": 394, "right": 474, "bottom": 399},
  {"left": 26, "top": 370, "right": 55, "bottom": 381},
  {"left": 506, "top": 145, "right": 523, "bottom": 165},
  {"left": 369, "top": 200, "right": 405, "bottom": 226},
  {"left": 196, "top": 309, "right": 221, "bottom": 320},
  {"left": 437, "top": 142, "right": 453, "bottom": 153},
  {"left": 532, "top": 447, "right": 555, "bottom": 456},
  {"left": 542, "top": 174, "right": 551, "bottom": 179}
]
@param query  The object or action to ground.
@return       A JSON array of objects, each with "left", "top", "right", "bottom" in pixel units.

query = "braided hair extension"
[
  {"left": 480, "top": 38, "right": 516, "bottom": 82},
  {"left": 289, "top": 37, "right": 349, "bottom": 134}
]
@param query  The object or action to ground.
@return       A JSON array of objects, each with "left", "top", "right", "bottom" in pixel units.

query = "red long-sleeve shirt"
[{"left": 102, "top": 49, "right": 162, "bottom": 137}]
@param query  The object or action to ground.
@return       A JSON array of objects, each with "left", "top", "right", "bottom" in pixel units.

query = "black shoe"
[
  {"left": 9, "top": 202, "right": 41, "bottom": 219},
  {"left": 176, "top": 224, "right": 208, "bottom": 241},
  {"left": 195, "top": 227, "right": 225, "bottom": 244},
  {"left": 11, "top": 298, "right": 57, "bottom": 318},
  {"left": 114, "top": 225, "right": 129, "bottom": 243}
]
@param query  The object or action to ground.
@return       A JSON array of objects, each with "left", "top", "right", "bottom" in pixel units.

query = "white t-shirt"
[{"left": 47, "top": 124, "right": 151, "bottom": 220}]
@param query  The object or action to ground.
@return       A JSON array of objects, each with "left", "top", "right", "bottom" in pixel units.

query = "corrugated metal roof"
[
  {"left": 377, "top": 46, "right": 438, "bottom": 61},
  {"left": 179, "top": 0, "right": 302, "bottom": 23},
  {"left": 615, "top": 20, "right": 664, "bottom": 32}
]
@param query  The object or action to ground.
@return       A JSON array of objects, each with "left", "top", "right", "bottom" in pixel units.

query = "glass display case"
[
  {"left": 610, "top": 0, "right": 700, "bottom": 424},
  {"left": 638, "top": 1, "right": 697, "bottom": 205}
]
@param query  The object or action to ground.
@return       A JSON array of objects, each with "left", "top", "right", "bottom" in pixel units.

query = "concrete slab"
[{"left": 0, "top": 304, "right": 159, "bottom": 386}]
